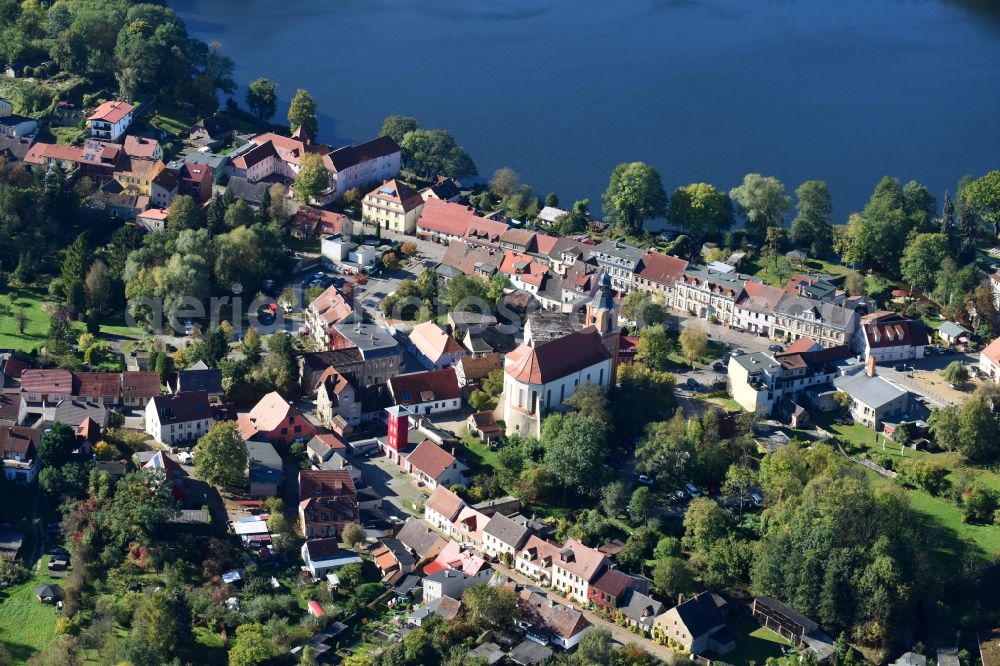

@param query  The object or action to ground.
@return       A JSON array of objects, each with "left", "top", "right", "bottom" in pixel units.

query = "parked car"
[
  {"left": 731, "top": 349, "right": 745, "bottom": 357},
  {"left": 177, "top": 451, "right": 194, "bottom": 464},
  {"left": 712, "top": 361, "right": 725, "bottom": 372},
  {"left": 684, "top": 482, "right": 701, "bottom": 498},
  {"left": 894, "top": 363, "right": 905, "bottom": 371},
  {"left": 768, "top": 344, "right": 784, "bottom": 353},
  {"left": 637, "top": 474, "right": 653, "bottom": 486},
  {"left": 686, "top": 378, "right": 700, "bottom": 389}
]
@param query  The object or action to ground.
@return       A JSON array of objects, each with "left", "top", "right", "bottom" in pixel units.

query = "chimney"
[{"left": 866, "top": 356, "right": 876, "bottom": 378}]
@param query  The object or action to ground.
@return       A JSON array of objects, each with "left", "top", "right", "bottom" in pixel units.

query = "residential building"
[
  {"left": 655, "top": 591, "right": 734, "bottom": 655},
  {"left": 237, "top": 391, "right": 318, "bottom": 447},
  {"left": 481, "top": 512, "right": 532, "bottom": 560},
  {"left": 187, "top": 114, "right": 233, "bottom": 149},
  {"left": 387, "top": 368, "right": 462, "bottom": 416},
  {"left": 316, "top": 369, "right": 361, "bottom": 427},
  {"left": 419, "top": 176, "right": 463, "bottom": 203},
  {"left": 833, "top": 359, "right": 911, "bottom": 430},
  {"left": 143, "top": 450, "right": 186, "bottom": 500},
  {"left": 326, "top": 135, "right": 401, "bottom": 201},
  {"left": 467, "top": 410, "right": 501, "bottom": 443},
  {"left": 515, "top": 535, "right": 561, "bottom": 585},
  {"left": 73, "top": 372, "right": 121, "bottom": 405},
  {"left": 456, "top": 354, "right": 501, "bottom": 388},
  {"left": 519, "top": 589, "right": 593, "bottom": 649},
  {"left": 177, "top": 149, "right": 229, "bottom": 183},
  {"left": 0, "top": 114, "right": 38, "bottom": 138},
  {"left": 144, "top": 391, "right": 213, "bottom": 445},
  {"left": 621, "top": 589, "right": 664, "bottom": 636},
  {"left": 1, "top": 426, "right": 40, "bottom": 484},
  {"left": 407, "top": 321, "right": 467, "bottom": 370},
  {"left": 298, "top": 349, "right": 366, "bottom": 393},
  {"left": 397, "top": 438, "right": 468, "bottom": 490},
  {"left": 396, "top": 517, "right": 447, "bottom": 563},
  {"left": 320, "top": 233, "right": 377, "bottom": 270},
  {"left": 225, "top": 176, "right": 270, "bottom": 207},
  {"left": 537, "top": 206, "right": 567, "bottom": 226},
  {"left": 550, "top": 539, "right": 608, "bottom": 604},
  {"left": 451, "top": 505, "right": 489, "bottom": 549},
  {"left": 0, "top": 135, "right": 33, "bottom": 163},
  {"left": 771, "top": 295, "right": 857, "bottom": 348},
  {"left": 425, "top": 541, "right": 487, "bottom": 576},
  {"left": 733, "top": 282, "right": 784, "bottom": 335},
  {"left": 172, "top": 364, "right": 224, "bottom": 401},
  {"left": 727, "top": 346, "right": 852, "bottom": 416},
  {"left": 362, "top": 179, "right": 425, "bottom": 233},
  {"left": 112, "top": 155, "right": 164, "bottom": 197},
  {"left": 20, "top": 369, "right": 73, "bottom": 404},
  {"left": 305, "top": 285, "right": 356, "bottom": 350},
  {"left": 424, "top": 485, "right": 466, "bottom": 532},
  {"left": 502, "top": 327, "right": 612, "bottom": 437},
  {"left": 123, "top": 135, "right": 163, "bottom": 161},
  {"left": 592, "top": 240, "right": 644, "bottom": 293},
  {"left": 634, "top": 250, "right": 689, "bottom": 305},
  {"left": 463, "top": 217, "right": 510, "bottom": 249},
  {"left": 853, "top": 312, "right": 928, "bottom": 363},
  {"left": 982, "top": 337, "right": 1000, "bottom": 381},
  {"left": 150, "top": 168, "right": 179, "bottom": 208},
  {"left": 422, "top": 568, "right": 494, "bottom": 605},
  {"left": 298, "top": 470, "right": 360, "bottom": 539},
  {"left": 228, "top": 129, "right": 332, "bottom": 190},
  {"left": 305, "top": 433, "right": 347, "bottom": 467},
  {"left": 137, "top": 208, "right": 169, "bottom": 232},
  {"left": 300, "top": 538, "right": 362, "bottom": 579},
  {"left": 291, "top": 205, "right": 355, "bottom": 239},
  {"left": 246, "top": 439, "right": 283, "bottom": 497},
  {"left": 673, "top": 267, "right": 751, "bottom": 325},
  {"left": 588, "top": 568, "right": 650, "bottom": 610},
  {"left": 120, "top": 371, "right": 161, "bottom": 408},
  {"left": 51, "top": 400, "right": 108, "bottom": 429},
  {"left": 417, "top": 198, "right": 481, "bottom": 243},
  {"left": 372, "top": 538, "right": 418, "bottom": 583},
  {"left": 87, "top": 101, "right": 134, "bottom": 141},
  {"left": 329, "top": 321, "right": 403, "bottom": 386}
]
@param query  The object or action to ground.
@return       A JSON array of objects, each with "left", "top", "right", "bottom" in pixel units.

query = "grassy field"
[
  {"left": 0, "top": 286, "right": 54, "bottom": 352},
  {"left": 703, "top": 618, "right": 792, "bottom": 664},
  {"left": 810, "top": 413, "right": 1000, "bottom": 556},
  {"left": 49, "top": 126, "right": 86, "bottom": 146},
  {"left": 458, "top": 433, "right": 500, "bottom": 474},
  {"left": 147, "top": 105, "right": 197, "bottom": 137},
  {"left": 0, "top": 556, "right": 60, "bottom": 665},
  {"left": 751, "top": 255, "right": 856, "bottom": 287}
]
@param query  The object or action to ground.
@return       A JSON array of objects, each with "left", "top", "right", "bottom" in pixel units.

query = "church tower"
[{"left": 586, "top": 271, "right": 621, "bottom": 377}]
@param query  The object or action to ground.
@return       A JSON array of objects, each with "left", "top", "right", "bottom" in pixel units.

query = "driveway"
[{"left": 357, "top": 452, "right": 427, "bottom": 516}]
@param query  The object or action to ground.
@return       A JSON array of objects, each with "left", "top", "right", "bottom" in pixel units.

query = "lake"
[{"left": 172, "top": 0, "right": 1000, "bottom": 221}]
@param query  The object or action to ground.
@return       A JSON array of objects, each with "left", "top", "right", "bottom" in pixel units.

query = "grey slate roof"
[
  {"left": 425, "top": 567, "right": 493, "bottom": 600},
  {"left": 396, "top": 517, "right": 446, "bottom": 560},
  {"left": 621, "top": 589, "right": 663, "bottom": 627},
  {"left": 246, "top": 439, "right": 283, "bottom": 487},
  {"left": 673, "top": 592, "right": 727, "bottom": 639},
  {"left": 482, "top": 513, "right": 531, "bottom": 549},
  {"left": 833, "top": 369, "right": 908, "bottom": 409}
]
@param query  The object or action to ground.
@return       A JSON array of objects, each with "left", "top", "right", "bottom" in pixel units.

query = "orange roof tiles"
[
  {"left": 408, "top": 321, "right": 465, "bottom": 363},
  {"left": 505, "top": 327, "right": 610, "bottom": 385},
  {"left": 88, "top": 100, "right": 135, "bottom": 123},
  {"left": 418, "top": 198, "right": 481, "bottom": 237},
  {"left": 406, "top": 439, "right": 457, "bottom": 480},
  {"left": 425, "top": 485, "right": 465, "bottom": 520}
]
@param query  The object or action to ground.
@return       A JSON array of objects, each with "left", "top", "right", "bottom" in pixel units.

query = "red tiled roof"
[
  {"left": 0, "top": 426, "right": 40, "bottom": 456},
  {"left": 424, "top": 485, "right": 465, "bottom": 520},
  {"left": 388, "top": 368, "right": 460, "bottom": 406},
  {"left": 73, "top": 372, "right": 120, "bottom": 398},
  {"left": 88, "top": 100, "right": 134, "bottom": 123},
  {"left": 554, "top": 538, "right": 607, "bottom": 582},
  {"left": 20, "top": 369, "right": 73, "bottom": 395},
  {"left": 464, "top": 218, "right": 509, "bottom": 246},
  {"left": 638, "top": 251, "right": 688, "bottom": 286},
  {"left": 123, "top": 135, "right": 160, "bottom": 159},
  {"left": 405, "top": 439, "right": 457, "bottom": 480},
  {"left": 860, "top": 314, "right": 929, "bottom": 349},
  {"left": 76, "top": 417, "right": 101, "bottom": 443},
  {"left": 239, "top": 391, "right": 304, "bottom": 439},
  {"left": 408, "top": 321, "right": 465, "bottom": 362},
  {"left": 299, "top": 469, "right": 357, "bottom": 500},
  {"left": 499, "top": 251, "right": 548, "bottom": 286},
  {"left": 505, "top": 327, "right": 610, "bottom": 384},
  {"left": 2, "top": 357, "right": 26, "bottom": 379},
  {"left": 0, "top": 391, "right": 21, "bottom": 422},
  {"left": 292, "top": 206, "right": 352, "bottom": 236},
  {"left": 518, "top": 535, "right": 561, "bottom": 566},
  {"left": 24, "top": 142, "right": 84, "bottom": 166},
  {"left": 309, "top": 285, "right": 354, "bottom": 326},
  {"left": 121, "top": 371, "right": 161, "bottom": 399},
  {"left": 533, "top": 233, "right": 558, "bottom": 255},
  {"left": 366, "top": 179, "right": 423, "bottom": 212},
  {"left": 983, "top": 337, "right": 1000, "bottom": 365},
  {"left": 418, "top": 198, "right": 481, "bottom": 237}
]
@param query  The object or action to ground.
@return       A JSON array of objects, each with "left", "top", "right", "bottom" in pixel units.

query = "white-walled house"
[
  {"left": 981, "top": 337, "right": 1000, "bottom": 381},
  {"left": 87, "top": 101, "right": 134, "bottom": 142},
  {"left": 145, "top": 391, "right": 213, "bottom": 445},
  {"left": 853, "top": 312, "right": 928, "bottom": 363},
  {"left": 502, "top": 327, "right": 612, "bottom": 438}
]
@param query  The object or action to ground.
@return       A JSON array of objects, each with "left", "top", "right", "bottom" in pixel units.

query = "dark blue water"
[{"left": 172, "top": 0, "right": 1000, "bottom": 221}]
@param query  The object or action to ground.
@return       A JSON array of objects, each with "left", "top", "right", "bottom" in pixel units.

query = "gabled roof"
[
  {"left": 326, "top": 135, "right": 400, "bottom": 171},
  {"left": 367, "top": 178, "right": 423, "bottom": 211},
  {"left": 88, "top": 100, "right": 134, "bottom": 123},
  {"left": 150, "top": 391, "right": 211, "bottom": 424},
  {"left": 72, "top": 372, "right": 120, "bottom": 398},
  {"left": 299, "top": 469, "right": 357, "bottom": 500},
  {"left": 505, "top": 327, "right": 610, "bottom": 385},
  {"left": 590, "top": 568, "right": 647, "bottom": 601},
  {"left": 408, "top": 321, "right": 465, "bottom": 363},
  {"left": 553, "top": 539, "right": 607, "bottom": 582},
  {"left": 309, "top": 285, "right": 354, "bottom": 326},
  {"left": 0, "top": 426, "right": 40, "bottom": 456},
  {"left": 425, "top": 485, "right": 465, "bottom": 520},
  {"left": 121, "top": 371, "right": 161, "bottom": 399},
  {"left": 482, "top": 513, "right": 531, "bottom": 549},
  {"left": 0, "top": 391, "right": 21, "bottom": 423},
  {"left": 306, "top": 433, "right": 347, "bottom": 460},
  {"left": 452, "top": 506, "right": 489, "bottom": 542},
  {"left": 520, "top": 589, "right": 591, "bottom": 639},
  {"left": 123, "top": 135, "right": 160, "bottom": 159},
  {"left": 464, "top": 218, "right": 510, "bottom": 246},
  {"left": 637, "top": 250, "right": 688, "bottom": 286},
  {"left": 418, "top": 198, "right": 481, "bottom": 237},
  {"left": 396, "top": 517, "right": 447, "bottom": 561},
  {"left": 983, "top": 337, "right": 1000, "bottom": 366},
  {"left": 76, "top": 417, "right": 101, "bottom": 443},
  {"left": 238, "top": 391, "right": 303, "bottom": 439},
  {"left": 518, "top": 535, "right": 561, "bottom": 566},
  {"left": 672, "top": 591, "right": 727, "bottom": 638},
  {"left": 176, "top": 368, "right": 223, "bottom": 395},
  {"left": 737, "top": 281, "right": 785, "bottom": 314},
  {"left": 439, "top": 239, "right": 503, "bottom": 275},
  {"left": 405, "top": 439, "right": 457, "bottom": 480},
  {"left": 620, "top": 589, "right": 663, "bottom": 626},
  {"left": 388, "top": 368, "right": 460, "bottom": 406},
  {"left": 303, "top": 537, "right": 343, "bottom": 561},
  {"left": 20, "top": 369, "right": 73, "bottom": 395},
  {"left": 860, "top": 314, "right": 929, "bottom": 349}
]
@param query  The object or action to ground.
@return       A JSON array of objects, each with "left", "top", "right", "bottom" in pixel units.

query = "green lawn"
[
  {"left": 0, "top": 286, "right": 54, "bottom": 352},
  {"left": 703, "top": 618, "right": 792, "bottom": 664},
  {"left": 752, "top": 255, "right": 855, "bottom": 287},
  {"left": 458, "top": 433, "right": 500, "bottom": 473},
  {"left": 0, "top": 556, "right": 60, "bottom": 665},
  {"left": 808, "top": 413, "right": 1000, "bottom": 556},
  {"left": 146, "top": 105, "right": 197, "bottom": 137},
  {"left": 50, "top": 126, "right": 86, "bottom": 146}
]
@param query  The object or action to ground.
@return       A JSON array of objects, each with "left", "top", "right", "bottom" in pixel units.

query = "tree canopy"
[{"left": 602, "top": 162, "right": 668, "bottom": 235}]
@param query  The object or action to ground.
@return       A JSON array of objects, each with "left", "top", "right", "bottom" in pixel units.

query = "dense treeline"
[{"left": 0, "top": 0, "right": 234, "bottom": 113}]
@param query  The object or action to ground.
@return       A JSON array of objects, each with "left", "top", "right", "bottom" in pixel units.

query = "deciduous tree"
[
  {"left": 729, "top": 173, "right": 792, "bottom": 239},
  {"left": 379, "top": 115, "right": 419, "bottom": 145},
  {"left": 602, "top": 162, "right": 667, "bottom": 235},
  {"left": 246, "top": 77, "right": 277, "bottom": 125},
  {"left": 667, "top": 183, "right": 733, "bottom": 249},
  {"left": 194, "top": 422, "right": 249, "bottom": 490},
  {"left": 287, "top": 88, "right": 318, "bottom": 138},
  {"left": 790, "top": 180, "right": 834, "bottom": 258}
]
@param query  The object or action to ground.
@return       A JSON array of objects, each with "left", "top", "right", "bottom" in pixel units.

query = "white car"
[
  {"left": 637, "top": 475, "right": 653, "bottom": 486},
  {"left": 177, "top": 451, "right": 194, "bottom": 464}
]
